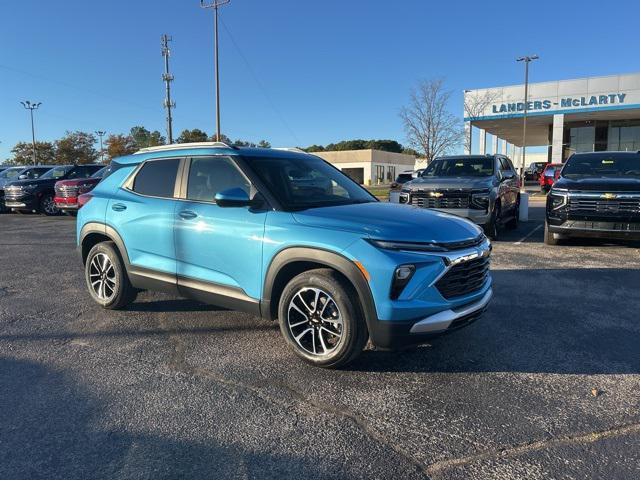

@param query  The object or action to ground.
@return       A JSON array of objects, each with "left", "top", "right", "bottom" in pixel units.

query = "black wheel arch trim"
[{"left": 262, "top": 246, "right": 385, "bottom": 345}]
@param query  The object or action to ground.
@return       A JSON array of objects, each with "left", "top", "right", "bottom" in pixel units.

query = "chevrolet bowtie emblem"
[
  {"left": 601, "top": 193, "right": 617, "bottom": 200},
  {"left": 429, "top": 192, "right": 444, "bottom": 198}
]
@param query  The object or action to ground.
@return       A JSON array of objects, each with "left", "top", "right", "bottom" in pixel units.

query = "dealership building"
[{"left": 464, "top": 72, "right": 640, "bottom": 168}]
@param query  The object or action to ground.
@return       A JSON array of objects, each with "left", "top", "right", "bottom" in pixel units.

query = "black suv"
[
  {"left": 545, "top": 151, "right": 640, "bottom": 244},
  {"left": 0, "top": 165, "right": 54, "bottom": 213},
  {"left": 4, "top": 164, "right": 104, "bottom": 215}
]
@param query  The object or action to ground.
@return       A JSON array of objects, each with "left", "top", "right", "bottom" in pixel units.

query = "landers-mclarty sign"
[{"left": 492, "top": 93, "right": 627, "bottom": 114}]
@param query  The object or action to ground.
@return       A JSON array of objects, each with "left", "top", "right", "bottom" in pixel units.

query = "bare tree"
[
  {"left": 400, "top": 78, "right": 462, "bottom": 162},
  {"left": 463, "top": 89, "right": 502, "bottom": 152}
]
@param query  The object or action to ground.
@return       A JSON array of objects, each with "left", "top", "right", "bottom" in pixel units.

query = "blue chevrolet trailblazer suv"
[{"left": 77, "top": 143, "right": 492, "bottom": 368}]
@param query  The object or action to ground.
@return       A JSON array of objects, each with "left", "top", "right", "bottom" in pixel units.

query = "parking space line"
[{"left": 514, "top": 225, "right": 542, "bottom": 245}]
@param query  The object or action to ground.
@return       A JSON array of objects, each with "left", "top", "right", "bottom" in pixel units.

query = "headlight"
[
  {"left": 549, "top": 189, "right": 568, "bottom": 210},
  {"left": 367, "top": 239, "right": 448, "bottom": 253},
  {"left": 471, "top": 190, "right": 490, "bottom": 209},
  {"left": 399, "top": 192, "right": 409, "bottom": 204}
]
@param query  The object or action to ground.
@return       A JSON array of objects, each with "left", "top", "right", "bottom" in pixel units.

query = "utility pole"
[
  {"left": 95, "top": 131, "right": 106, "bottom": 163},
  {"left": 161, "top": 34, "right": 175, "bottom": 144},
  {"left": 200, "top": 0, "right": 230, "bottom": 142},
  {"left": 20, "top": 101, "right": 41, "bottom": 165},
  {"left": 516, "top": 55, "right": 539, "bottom": 191}
]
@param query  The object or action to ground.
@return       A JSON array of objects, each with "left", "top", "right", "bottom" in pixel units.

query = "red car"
[
  {"left": 54, "top": 166, "right": 107, "bottom": 215},
  {"left": 539, "top": 163, "right": 562, "bottom": 192}
]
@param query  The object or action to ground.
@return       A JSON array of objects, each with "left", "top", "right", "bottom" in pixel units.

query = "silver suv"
[{"left": 399, "top": 155, "right": 520, "bottom": 239}]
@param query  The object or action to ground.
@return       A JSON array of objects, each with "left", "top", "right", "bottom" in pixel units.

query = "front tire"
[
  {"left": 278, "top": 268, "right": 368, "bottom": 368},
  {"left": 484, "top": 202, "right": 500, "bottom": 240},
  {"left": 85, "top": 241, "right": 137, "bottom": 309},
  {"left": 40, "top": 193, "right": 60, "bottom": 216},
  {"left": 544, "top": 221, "right": 563, "bottom": 245}
]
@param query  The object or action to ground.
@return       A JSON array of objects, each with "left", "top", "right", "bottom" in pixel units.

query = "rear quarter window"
[{"left": 131, "top": 159, "right": 180, "bottom": 198}]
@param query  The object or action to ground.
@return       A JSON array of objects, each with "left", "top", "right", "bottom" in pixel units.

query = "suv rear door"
[
  {"left": 498, "top": 157, "right": 518, "bottom": 214},
  {"left": 107, "top": 157, "right": 182, "bottom": 289}
]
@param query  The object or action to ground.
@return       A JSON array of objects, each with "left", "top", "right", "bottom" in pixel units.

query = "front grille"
[
  {"left": 4, "top": 186, "right": 24, "bottom": 201},
  {"left": 409, "top": 190, "right": 470, "bottom": 209},
  {"left": 436, "top": 256, "right": 490, "bottom": 300},
  {"left": 568, "top": 198, "right": 640, "bottom": 216},
  {"left": 55, "top": 184, "right": 78, "bottom": 198}
]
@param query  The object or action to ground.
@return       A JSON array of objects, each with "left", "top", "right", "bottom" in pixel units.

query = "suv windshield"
[
  {"left": 422, "top": 157, "right": 494, "bottom": 177},
  {"left": 91, "top": 166, "right": 107, "bottom": 178},
  {"left": 244, "top": 155, "right": 377, "bottom": 210},
  {"left": 40, "top": 166, "right": 72, "bottom": 180},
  {"left": 395, "top": 173, "right": 413, "bottom": 183},
  {"left": 0, "top": 167, "right": 23, "bottom": 180},
  {"left": 562, "top": 153, "right": 640, "bottom": 178}
]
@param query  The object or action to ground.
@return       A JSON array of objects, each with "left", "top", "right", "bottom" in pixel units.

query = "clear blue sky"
[{"left": 1, "top": 0, "right": 638, "bottom": 160}]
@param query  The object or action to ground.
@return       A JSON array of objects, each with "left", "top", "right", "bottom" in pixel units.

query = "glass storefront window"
[
  {"left": 608, "top": 121, "right": 640, "bottom": 151},
  {"left": 568, "top": 125, "right": 595, "bottom": 154}
]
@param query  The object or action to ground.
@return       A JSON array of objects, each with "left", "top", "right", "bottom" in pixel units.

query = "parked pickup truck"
[{"left": 399, "top": 155, "right": 520, "bottom": 239}]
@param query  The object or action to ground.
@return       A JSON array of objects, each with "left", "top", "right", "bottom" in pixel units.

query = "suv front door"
[{"left": 174, "top": 156, "right": 267, "bottom": 307}]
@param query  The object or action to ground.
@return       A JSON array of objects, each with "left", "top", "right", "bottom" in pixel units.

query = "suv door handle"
[
  {"left": 178, "top": 210, "right": 197, "bottom": 220},
  {"left": 111, "top": 203, "right": 127, "bottom": 212}
]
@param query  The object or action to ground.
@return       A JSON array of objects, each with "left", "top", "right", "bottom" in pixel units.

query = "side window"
[
  {"left": 67, "top": 167, "right": 93, "bottom": 179},
  {"left": 132, "top": 158, "right": 180, "bottom": 198},
  {"left": 187, "top": 157, "right": 250, "bottom": 203}
]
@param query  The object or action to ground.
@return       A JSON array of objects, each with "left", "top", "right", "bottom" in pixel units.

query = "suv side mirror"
[
  {"left": 214, "top": 187, "right": 252, "bottom": 208},
  {"left": 500, "top": 170, "right": 514, "bottom": 181},
  {"left": 18, "top": 174, "right": 28, "bottom": 180}
]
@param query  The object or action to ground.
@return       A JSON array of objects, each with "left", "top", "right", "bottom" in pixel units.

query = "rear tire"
[
  {"left": 506, "top": 196, "right": 520, "bottom": 230},
  {"left": 85, "top": 241, "right": 137, "bottom": 309},
  {"left": 278, "top": 268, "right": 368, "bottom": 368}
]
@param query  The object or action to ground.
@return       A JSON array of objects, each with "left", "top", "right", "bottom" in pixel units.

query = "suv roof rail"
[
  {"left": 134, "top": 141, "right": 236, "bottom": 154},
  {"left": 272, "top": 147, "right": 308, "bottom": 154}
]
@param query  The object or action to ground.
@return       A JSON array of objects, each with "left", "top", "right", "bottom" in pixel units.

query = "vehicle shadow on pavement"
[
  {"left": 348, "top": 267, "right": 640, "bottom": 375},
  {"left": 0, "top": 357, "right": 351, "bottom": 480},
  {"left": 124, "top": 297, "right": 228, "bottom": 313}
]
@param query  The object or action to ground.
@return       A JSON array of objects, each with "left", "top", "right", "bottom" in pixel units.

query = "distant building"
[
  {"left": 464, "top": 72, "right": 640, "bottom": 171},
  {"left": 312, "top": 149, "right": 416, "bottom": 185}
]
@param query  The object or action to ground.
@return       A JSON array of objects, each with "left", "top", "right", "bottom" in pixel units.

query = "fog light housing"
[
  {"left": 399, "top": 192, "right": 409, "bottom": 204},
  {"left": 390, "top": 265, "right": 415, "bottom": 299}
]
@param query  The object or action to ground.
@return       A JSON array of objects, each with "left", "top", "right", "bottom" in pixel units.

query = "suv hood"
[
  {"left": 404, "top": 177, "right": 493, "bottom": 190},
  {"left": 555, "top": 176, "right": 640, "bottom": 192},
  {"left": 292, "top": 202, "right": 481, "bottom": 242},
  {"left": 5, "top": 178, "right": 56, "bottom": 188}
]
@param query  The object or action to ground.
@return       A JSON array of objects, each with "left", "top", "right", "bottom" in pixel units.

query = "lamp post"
[
  {"left": 516, "top": 55, "right": 538, "bottom": 191},
  {"left": 95, "top": 131, "right": 106, "bottom": 163},
  {"left": 200, "top": 0, "right": 230, "bottom": 142},
  {"left": 20, "top": 101, "right": 42, "bottom": 165}
]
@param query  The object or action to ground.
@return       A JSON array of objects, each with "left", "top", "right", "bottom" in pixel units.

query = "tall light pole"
[
  {"left": 516, "top": 55, "right": 539, "bottom": 190},
  {"left": 20, "top": 101, "right": 42, "bottom": 165},
  {"left": 95, "top": 131, "right": 106, "bottom": 163},
  {"left": 200, "top": 0, "right": 230, "bottom": 142}
]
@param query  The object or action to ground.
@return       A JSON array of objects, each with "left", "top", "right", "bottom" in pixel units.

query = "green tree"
[
  {"left": 257, "top": 139, "right": 271, "bottom": 148},
  {"left": 105, "top": 134, "right": 137, "bottom": 160},
  {"left": 130, "top": 126, "right": 165, "bottom": 149},
  {"left": 177, "top": 129, "right": 209, "bottom": 144},
  {"left": 9, "top": 141, "right": 57, "bottom": 165},
  {"left": 55, "top": 131, "right": 98, "bottom": 164},
  {"left": 305, "top": 144, "right": 325, "bottom": 152},
  {"left": 232, "top": 139, "right": 256, "bottom": 147}
]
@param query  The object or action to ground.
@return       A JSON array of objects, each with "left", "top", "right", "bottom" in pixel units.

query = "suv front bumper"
[{"left": 429, "top": 207, "right": 491, "bottom": 225}]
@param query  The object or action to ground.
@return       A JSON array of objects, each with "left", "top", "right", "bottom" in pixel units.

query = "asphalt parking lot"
[{"left": 1, "top": 205, "right": 639, "bottom": 480}]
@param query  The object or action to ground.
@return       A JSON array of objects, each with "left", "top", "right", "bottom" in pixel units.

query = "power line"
[
  {"left": 219, "top": 18, "right": 300, "bottom": 145},
  {"left": 161, "top": 34, "right": 176, "bottom": 144}
]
